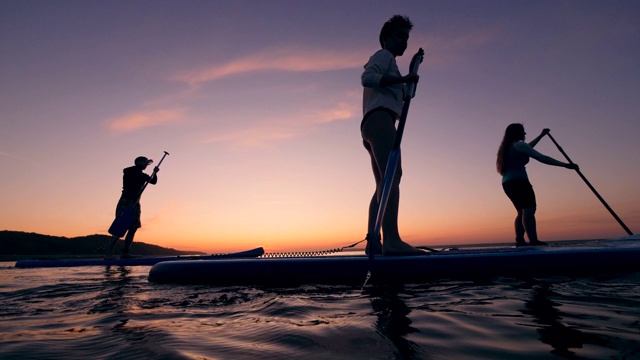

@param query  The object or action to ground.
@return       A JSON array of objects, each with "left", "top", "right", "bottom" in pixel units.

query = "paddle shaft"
[
  {"left": 546, "top": 133, "right": 633, "bottom": 235},
  {"left": 367, "top": 48, "right": 424, "bottom": 260}
]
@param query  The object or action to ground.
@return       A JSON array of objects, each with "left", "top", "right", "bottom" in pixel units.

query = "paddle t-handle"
[
  {"left": 154, "top": 151, "right": 170, "bottom": 169},
  {"left": 405, "top": 47, "right": 424, "bottom": 100},
  {"left": 149, "top": 151, "right": 169, "bottom": 177}
]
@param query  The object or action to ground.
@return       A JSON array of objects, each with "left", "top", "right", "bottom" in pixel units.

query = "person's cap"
[{"left": 134, "top": 156, "right": 153, "bottom": 166}]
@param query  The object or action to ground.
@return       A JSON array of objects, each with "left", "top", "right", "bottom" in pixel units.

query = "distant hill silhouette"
[{"left": 0, "top": 230, "right": 203, "bottom": 259}]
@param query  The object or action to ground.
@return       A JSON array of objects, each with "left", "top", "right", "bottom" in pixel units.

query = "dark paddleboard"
[{"left": 148, "top": 239, "right": 640, "bottom": 286}]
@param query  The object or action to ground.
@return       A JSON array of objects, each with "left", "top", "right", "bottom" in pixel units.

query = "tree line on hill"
[{"left": 0, "top": 230, "right": 200, "bottom": 257}]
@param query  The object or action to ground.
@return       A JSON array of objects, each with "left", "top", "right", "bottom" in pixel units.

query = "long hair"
[{"left": 496, "top": 123, "right": 525, "bottom": 175}]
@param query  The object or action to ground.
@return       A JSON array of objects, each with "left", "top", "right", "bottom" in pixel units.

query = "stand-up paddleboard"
[
  {"left": 148, "top": 239, "right": 640, "bottom": 286},
  {"left": 14, "top": 247, "right": 264, "bottom": 268}
]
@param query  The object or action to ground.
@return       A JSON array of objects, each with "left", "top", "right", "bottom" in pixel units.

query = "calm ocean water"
[{"left": 1, "top": 261, "right": 639, "bottom": 360}]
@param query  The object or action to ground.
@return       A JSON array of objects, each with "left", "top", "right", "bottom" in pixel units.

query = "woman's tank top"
[{"left": 502, "top": 143, "right": 529, "bottom": 183}]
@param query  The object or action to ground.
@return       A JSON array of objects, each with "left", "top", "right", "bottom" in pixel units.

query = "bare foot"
[
  {"left": 364, "top": 233, "right": 383, "bottom": 255},
  {"left": 365, "top": 238, "right": 383, "bottom": 255},
  {"left": 383, "top": 240, "right": 426, "bottom": 256}
]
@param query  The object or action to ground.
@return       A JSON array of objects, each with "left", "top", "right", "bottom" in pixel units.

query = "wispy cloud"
[
  {"left": 175, "top": 46, "right": 365, "bottom": 86},
  {"left": 314, "top": 92, "right": 361, "bottom": 123},
  {"left": 315, "top": 103, "right": 355, "bottom": 123},
  {"left": 173, "top": 28, "right": 501, "bottom": 88},
  {"left": 412, "top": 27, "right": 502, "bottom": 68},
  {"left": 200, "top": 94, "right": 359, "bottom": 148},
  {"left": 107, "top": 108, "right": 186, "bottom": 132},
  {"left": 110, "top": 29, "right": 499, "bottom": 137}
]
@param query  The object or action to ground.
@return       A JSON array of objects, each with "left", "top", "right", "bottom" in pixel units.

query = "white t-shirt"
[{"left": 361, "top": 49, "right": 406, "bottom": 117}]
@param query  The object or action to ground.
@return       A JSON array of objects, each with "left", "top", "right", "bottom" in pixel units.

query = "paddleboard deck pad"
[
  {"left": 14, "top": 247, "right": 265, "bottom": 268},
  {"left": 148, "top": 239, "right": 640, "bottom": 286}
]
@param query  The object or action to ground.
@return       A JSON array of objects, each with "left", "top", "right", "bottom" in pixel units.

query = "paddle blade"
[{"left": 108, "top": 206, "right": 136, "bottom": 237}]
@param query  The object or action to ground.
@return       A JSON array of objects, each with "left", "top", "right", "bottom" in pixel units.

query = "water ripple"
[{"left": 1, "top": 264, "right": 640, "bottom": 359}]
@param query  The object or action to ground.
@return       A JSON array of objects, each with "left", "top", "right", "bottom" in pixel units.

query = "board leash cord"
[
  {"left": 261, "top": 249, "right": 345, "bottom": 258},
  {"left": 260, "top": 238, "right": 368, "bottom": 258},
  {"left": 259, "top": 239, "right": 439, "bottom": 258}
]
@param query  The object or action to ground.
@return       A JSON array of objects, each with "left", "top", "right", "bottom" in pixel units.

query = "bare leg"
[
  {"left": 522, "top": 207, "right": 545, "bottom": 244},
  {"left": 121, "top": 227, "right": 137, "bottom": 255},
  {"left": 514, "top": 210, "right": 526, "bottom": 245},
  {"left": 367, "top": 194, "right": 383, "bottom": 254},
  {"left": 362, "top": 111, "right": 423, "bottom": 256},
  {"left": 106, "top": 236, "right": 119, "bottom": 257}
]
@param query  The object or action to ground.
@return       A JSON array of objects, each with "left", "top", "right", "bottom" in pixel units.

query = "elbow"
[
  {"left": 538, "top": 156, "right": 551, "bottom": 165},
  {"left": 361, "top": 79, "right": 375, "bottom": 88},
  {"left": 361, "top": 74, "right": 382, "bottom": 88}
]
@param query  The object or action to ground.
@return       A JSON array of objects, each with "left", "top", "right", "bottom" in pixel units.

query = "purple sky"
[{"left": 1, "top": 1, "right": 639, "bottom": 252}]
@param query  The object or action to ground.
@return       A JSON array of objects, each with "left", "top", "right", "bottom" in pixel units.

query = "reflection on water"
[
  {"left": 90, "top": 266, "right": 132, "bottom": 314},
  {"left": 519, "top": 276, "right": 640, "bottom": 359},
  {"left": 1, "top": 263, "right": 639, "bottom": 359},
  {"left": 522, "top": 280, "right": 607, "bottom": 357},
  {"left": 368, "top": 284, "right": 424, "bottom": 359}
]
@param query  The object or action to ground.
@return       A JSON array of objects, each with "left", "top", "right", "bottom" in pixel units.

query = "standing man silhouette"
[
  {"left": 360, "top": 15, "right": 423, "bottom": 256},
  {"left": 106, "top": 156, "right": 159, "bottom": 258}
]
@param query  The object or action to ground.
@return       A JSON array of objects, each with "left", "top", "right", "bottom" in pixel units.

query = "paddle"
[
  {"left": 546, "top": 132, "right": 633, "bottom": 235},
  {"left": 367, "top": 48, "right": 425, "bottom": 260},
  {"left": 108, "top": 151, "right": 169, "bottom": 238}
]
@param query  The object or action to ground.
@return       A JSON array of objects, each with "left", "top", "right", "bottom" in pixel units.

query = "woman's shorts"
[{"left": 502, "top": 179, "right": 536, "bottom": 210}]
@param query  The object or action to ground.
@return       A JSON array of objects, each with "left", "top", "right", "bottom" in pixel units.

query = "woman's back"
[{"left": 502, "top": 143, "right": 529, "bottom": 183}]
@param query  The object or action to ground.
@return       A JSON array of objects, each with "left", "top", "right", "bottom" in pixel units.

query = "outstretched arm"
[
  {"left": 513, "top": 142, "right": 579, "bottom": 170},
  {"left": 528, "top": 128, "right": 550, "bottom": 148}
]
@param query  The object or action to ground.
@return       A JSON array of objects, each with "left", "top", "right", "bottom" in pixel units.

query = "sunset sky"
[{"left": 2, "top": 1, "right": 639, "bottom": 253}]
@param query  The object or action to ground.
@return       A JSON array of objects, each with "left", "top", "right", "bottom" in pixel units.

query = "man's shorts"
[
  {"left": 502, "top": 179, "right": 536, "bottom": 210},
  {"left": 115, "top": 198, "right": 142, "bottom": 229},
  {"left": 360, "top": 107, "right": 397, "bottom": 132}
]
